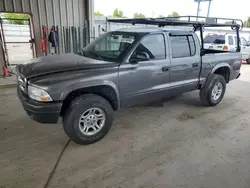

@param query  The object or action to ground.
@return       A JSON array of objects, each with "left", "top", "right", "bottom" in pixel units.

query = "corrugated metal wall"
[{"left": 0, "top": 0, "right": 90, "bottom": 56}]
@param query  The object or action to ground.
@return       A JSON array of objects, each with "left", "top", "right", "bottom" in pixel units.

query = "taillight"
[
  {"left": 240, "top": 59, "right": 243, "bottom": 64},
  {"left": 223, "top": 46, "right": 229, "bottom": 51}
]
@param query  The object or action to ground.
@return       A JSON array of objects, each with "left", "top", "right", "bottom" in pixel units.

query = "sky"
[{"left": 94, "top": 0, "right": 249, "bottom": 21}]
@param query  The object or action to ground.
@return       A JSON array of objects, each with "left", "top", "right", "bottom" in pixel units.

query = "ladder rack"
[
  {"left": 107, "top": 16, "right": 243, "bottom": 52},
  {"left": 108, "top": 16, "right": 243, "bottom": 29}
]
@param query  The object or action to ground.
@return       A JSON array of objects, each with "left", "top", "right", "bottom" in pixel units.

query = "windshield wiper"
[
  {"left": 82, "top": 50, "right": 103, "bottom": 61},
  {"left": 81, "top": 50, "right": 103, "bottom": 61},
  {"left": 90, "top": 51, "right": 104, "bottom": 61}
]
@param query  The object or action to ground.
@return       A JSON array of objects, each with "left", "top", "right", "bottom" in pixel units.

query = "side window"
[
  {"left": 133, "top": 34, "right": 166, "bottom": 60},
  {"left": 228, "top": 36, "right": 234, "bottom": 45},
  {"left": 170, "top": 35, "right": 196, "bottom": 58}
]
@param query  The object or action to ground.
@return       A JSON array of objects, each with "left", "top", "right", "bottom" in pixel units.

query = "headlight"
[{"left": 28, "top": 85, "right": 52, "bottom": 102}]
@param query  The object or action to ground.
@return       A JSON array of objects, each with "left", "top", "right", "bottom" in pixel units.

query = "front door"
[
  {"left": 119, "top": 33, "right": 171, "bottom": 107},
  {"left": 240, "top": 37, "right": 250, "bottom": 60},
  {"left": 169, "top": 34, "right": 200, "bottom": 93}
]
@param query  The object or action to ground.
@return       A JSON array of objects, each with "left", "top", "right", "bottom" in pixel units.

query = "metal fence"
[{"left": 55, "top": 25, "right": 91, "bottom": 54}]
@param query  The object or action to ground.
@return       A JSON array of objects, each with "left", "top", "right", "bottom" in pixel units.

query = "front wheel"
[
  {"left": 62, "top": 94, "right": 114, "bottom": 145},
  {"left": 200, "top": 74, "right": 226, "bottom": 106},
  {"left": 246, "top": 59, "right": 250, "bottom": 64}
]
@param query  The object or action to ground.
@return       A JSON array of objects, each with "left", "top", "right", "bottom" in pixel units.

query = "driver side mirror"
[{"left": 130, "top": 52, "right": 150, "bottom": 64}]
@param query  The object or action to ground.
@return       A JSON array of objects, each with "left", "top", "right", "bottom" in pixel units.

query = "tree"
[
  {"left": 167, "top": 11, "right": 180, "bottom": 20},
  {"left": 225, "top": 21, "right": 234, "bottom": 24},
  {"left": 244, "top": 17, "right": 250, "bottom": 28},
  {"left": 94, "top": 11, "right": 104, "bottom": 16},
  {"left": 112, "top": 8, "right": 124, "bottom": 18},
  {"left": 133, "top": 13, "right": 145, "bottom": 18},
  {"left": 158, "top": 15, "right": 165, "bottom": 18},
  {"left": 2, "top": 13, "right": 30, "bottom": 25}
]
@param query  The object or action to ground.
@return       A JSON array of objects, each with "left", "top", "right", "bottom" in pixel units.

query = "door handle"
[
  {"left": 162, "top": 66, "right": 169, "bottom": 72},
  {"left": 192, "top": 63, "right": 199, "bottom": 67}
]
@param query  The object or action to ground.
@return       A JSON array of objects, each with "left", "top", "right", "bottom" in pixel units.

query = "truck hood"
[{"left": 16, "top": 53, "right": 118, "bottom": 78}]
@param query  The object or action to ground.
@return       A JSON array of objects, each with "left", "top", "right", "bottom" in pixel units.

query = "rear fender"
[
  {"left": 200, "top": 63, "right": 231, "bottom": 88},
  {"left": 210, "top": 63, "right": 231, "bottom": 75}
]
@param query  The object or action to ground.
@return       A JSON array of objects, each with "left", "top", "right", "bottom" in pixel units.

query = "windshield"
[
  {"left": 82, "top": 32, "right": 139, "bottom": 62},
  {"left": 204, "top": 35, "right": 225, "bottom": 44}
]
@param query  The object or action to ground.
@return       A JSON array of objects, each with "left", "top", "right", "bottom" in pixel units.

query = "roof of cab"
[{"left": 116, "top": 27, "right": 194, "bottom": 34}]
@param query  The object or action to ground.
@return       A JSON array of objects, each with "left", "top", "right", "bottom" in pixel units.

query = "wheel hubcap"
[
  {"left": 211, "top": 82, "right": 223, "bottom": 101},
  {"left": 79, "top": 108, "right": 105, "bottom": 136}
]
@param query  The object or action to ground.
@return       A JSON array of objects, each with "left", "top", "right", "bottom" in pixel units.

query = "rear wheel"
[
  {"left": 62, "top": 94, "right": 114, "bottom": 145},
  {"left": 200, "top": 74, "right": 226, "bottom": 106},
  {"left": 246, "top": 59, "right": 250, "bottom": 64}
]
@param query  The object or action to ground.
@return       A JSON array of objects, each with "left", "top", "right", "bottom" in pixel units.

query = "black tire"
[
  {"left": 199, "top": 74, "right": 226, "bottom": 106},
  {"left": 247, "top": 59, "right": 250, "bottom": 64},
  {"left": 62, "top": 94, "right": 114, "bottom": 145}
]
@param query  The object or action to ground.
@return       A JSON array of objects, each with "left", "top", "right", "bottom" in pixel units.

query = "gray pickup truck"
[{"left": 17, "top": 17, "right": 242, "bottom": 145}]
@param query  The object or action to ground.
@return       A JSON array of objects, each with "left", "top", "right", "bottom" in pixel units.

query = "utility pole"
[
  {"left": 152, "top": 11, "right": 155, "bottom": 18},
  {"left": 207, "top": 0, "right": 212, "bottom": 17},
  {"left": 195, "top": 0, "right": 213, "bottom": 21},
  {"left": 196, "top": 1, "right": 201, "bottom": 21}
]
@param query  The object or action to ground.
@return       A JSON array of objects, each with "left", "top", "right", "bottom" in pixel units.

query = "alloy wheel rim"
[
  {"left": 78, "top": 108, "right": 105, "bottom": 136},
  {"left": 211, "top": 82, "right": 223, "bottom": 101}
]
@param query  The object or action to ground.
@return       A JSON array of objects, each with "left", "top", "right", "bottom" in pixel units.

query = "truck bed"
[{"left": 200, "top": 52, "right": 241, "bottom": 84}]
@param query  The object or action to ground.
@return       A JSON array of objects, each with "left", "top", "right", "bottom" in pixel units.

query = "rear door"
[
  {"left": 168, "top": 33, "right": 200, "bottom": 93},
  {"left": 119, "top": 33, "right": 171, "bottom": 107}
]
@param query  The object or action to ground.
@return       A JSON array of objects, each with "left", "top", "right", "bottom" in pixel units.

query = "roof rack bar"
[
  {"left": 159, "top": 16, "right": 244, "bottom": 28},
  {"left": 159, "top": 15, "right": 242, "bottom": 22},
  {"left": 107, "top": 15, "right": 243, "bottom": 29},
  {"left": 107, "top": 15, "right": 242, "bottom": 53}
]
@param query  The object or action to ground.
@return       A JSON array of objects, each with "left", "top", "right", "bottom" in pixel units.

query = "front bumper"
[{"left": 17, "top": 87, "right": 62, "bottom": 124}]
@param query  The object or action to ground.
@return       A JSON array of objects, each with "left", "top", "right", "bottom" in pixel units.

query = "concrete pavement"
[
  {"left": 0, "top": 75, "right": 17, "bottom": 89},
  {"left": 1, "top": 65, "right": 250, "bottom": 188}
]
